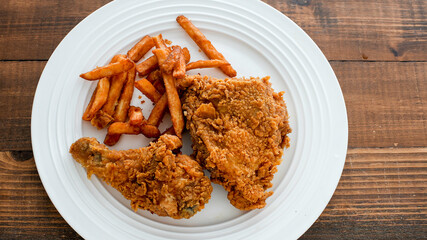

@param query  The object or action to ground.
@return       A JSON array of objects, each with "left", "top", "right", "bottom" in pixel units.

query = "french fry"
[
  {"left": 135, "top": 55, "right": 158, "bottom": 76},
  {"left": 127, "top": 35, "right": 154, "bottom": 62},
  {"left": 153, "top": 48, "right": 184, "bottom": 138},
  {"left": 102, "top": 70, "right": 128, "bottom": 116},
  {"left": 91, "top": 110, "right": 114, "bottom": 130},
  {"left": 135, "top": 35, "right": 176, "bottom": 77},
  {"left": 161, "top": 46, "right": 182, "bottom": 74},
  {"left": 173, "top": 50, "right": 186, "bottom": 79},
  {"left": 146, "top": 69, "right": 165, "bottom": 94},
  {"left": 146, "top": 69, "right": 162, "bottom": 83},
  {"left": 80, "top": 57, "right": 135, "bottom": 80},
  {"left": 162, "top": 126, "right": 176, "bottom": 136},
  {"left": 152, "top": 48, "right": 168, "bottom": 65},
  {"left": 176, "top": 15, "right": 236, "bottom": 77},
  {"left": 135, "top": 78, "right": 162, "bottom": 103},
  {"left": 105, "top": 67, "right": 136, "bottom": 145},
  {"left": 174, "top": 48, "right": 191, "bottom": 85},
  {"left": 152, "top": 79, "right": 166, "bottom": 94},
  {"left": 186, "top": 59, "right": 230, "bottom": 71},
  {"left": 110, "top": 54, "right": 125, "bottom": 63},
  {"left": 140, "top": 124, "right": 161, "bottom": 138},
  {"left": 113, "top": 66, "right": 136, "bottom": 122},
  {"left": 128, "top": 106, "right": 145, "bottom": 126},
  {"left": 135, "top": 35, "right": 169, "bottom": 77},
  {"left": 82, "top": 76, "right": 110, "bottom": 121},
  {"left": 152, "top": 34, "right": 168, "bottom": 49},
  {"left": 108, "top": 122, "right": 140, "bottom": 135},
  {"left": 88, "top": 55, "right": 128, "bottom": 129},
  {"left": 147, "top": 93, "right": 168, "bottom": 127},
  {"left": 182, "top": 47, "right": 191, "bottom": 63},
  {"left": 104, "top": 133, "right": 121, "bottom": 146},
  {"left": 82, "top": 54, "right": 124, "bottom": 121}
]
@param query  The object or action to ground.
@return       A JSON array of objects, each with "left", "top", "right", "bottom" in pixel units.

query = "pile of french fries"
[{"left": 80, "top": 15, "right": 236, "bottom": 146}]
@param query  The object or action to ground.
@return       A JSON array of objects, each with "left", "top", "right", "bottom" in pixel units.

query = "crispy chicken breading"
[
  {"left": 182, "top": 75, "right": 291, "bottom": 210},
  {"left": 69, "top": 135, "right": 212, "bottom": 219}
]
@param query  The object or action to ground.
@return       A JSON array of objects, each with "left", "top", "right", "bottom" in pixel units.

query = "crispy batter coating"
[
  {"left": 182, "top": 75, "right": 291, "bottom": 210},
  {"left": 69, "top": 135, "right": 212, "bottom": 219}
]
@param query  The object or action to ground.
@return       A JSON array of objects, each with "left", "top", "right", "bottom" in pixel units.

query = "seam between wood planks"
[{"left": 347, "top": 147, "right": 427, "bottom": 153}]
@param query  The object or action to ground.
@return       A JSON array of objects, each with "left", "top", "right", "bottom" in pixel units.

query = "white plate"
[{"left": 31, "top": 0, "right": 348, "bottom": 239}]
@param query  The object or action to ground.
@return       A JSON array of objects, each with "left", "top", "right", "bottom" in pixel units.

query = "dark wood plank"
[
  {"left": 0, "top": 0, "right": 425, "bottom": 61},
  {"left": 263, "top": 0, "right": 427, "bottom": 61},
  {"left": 0, "top": 151, "right": 82, "bottom": 239},
  {"left": 0, "top": 0, "right": 110, "bottom": 61},
  {"left": 0, "top": 61, "right": 44, "bottom": 151},
  {"left": 333, "top": 61, "right": 427, "bottom": 148},
  {"left": 1, "top": 148, "right": 425, "bottom": 239},
  {"left": 1, "top": 61, "right": 425, "bottom": 150},
  {"left": 301, "top": 148, "right": 427, "bottom": 239}
]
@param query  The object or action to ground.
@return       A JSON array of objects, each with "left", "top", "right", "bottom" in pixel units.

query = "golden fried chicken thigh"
[
  {"left": 182, "top": 75, "right": 291, "bottom": 210},
  {"left": 69, "top": 135, "right": 212, "bottom": 219}
]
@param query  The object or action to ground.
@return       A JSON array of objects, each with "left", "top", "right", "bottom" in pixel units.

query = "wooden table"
[{"left": 1, "top": 0, "right": 426, "bottom": 239}]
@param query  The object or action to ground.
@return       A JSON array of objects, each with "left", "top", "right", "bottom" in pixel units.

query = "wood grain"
[
  {"left": 1, "top": 148, "right": 425, "bottom": 239},
  {"left": 1, "top": 61, "right": 425, "bottom": 150},
  {"left": 1, "top": 0, "right": 425, "bottom": 61},
  {"left": 0, "top": 151, "right": 82, "bottom": 239},
  {"left": 302, "top": 148, "right": 427, "bottom": 239},
  {"left": 0, "top": 0, "right": 110, "bottom": 61},
  {"left": 264, "top": 0, "right": 427, "bottom": 61},
  {"left": 333, "top": 61, "right": 427, "bottom": 148},
  {"left": 0, "top": 61, "right": 44, "bottom": 151}
]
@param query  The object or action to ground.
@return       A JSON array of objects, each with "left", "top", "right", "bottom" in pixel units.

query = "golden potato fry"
[
  {"left": 164, "top": 73, "right": 184, "bottom": 138},
  {"left": 152, "top": 78, "right": 166, "bottom": 94},
  {"left": 90, "top": 110, "right": 113, "bottom": 130},
  {"left": 174, "top": 48, "right": 192, "bottom": 86},
  {"left": 128, "top": 106, "right": 145, "bottom": 126},
  {"left": 161, "top": 46, "right": 182, "bottom": 74},
  {"left": 153, "top": 48, "right": 184, "bottom": 138},
  {"left": 152, "top": 34, "right": 168, "bottom": 49},
  {"left": 146, "top": 69, "right": 162, "bottom": 83},
  {"left": 110, "top": 54, "right": 125, "bottom": 63},
  {"left": 104, "top": 133, "right": 121, "bottom": 146},
  {"left": 176, "top": 15, "right": 236, "bottom": 77},
  {"left": 108, "top": 122, "right": 140, "bottom": 135},
  {"left": 83, "top": 54, "right": 124, "bottom": 121},
  {"left": 80, "top": 57, "right": 134, "bottom": 80},
  {"left": 135, "top": 55, "right": 158, "bottom": 76},
  {"left": 140, "top": 124, "right": 161, "bottom": 138},
  {"left": 135, "top": 78, "right": 162, "bottom": 103},
  {"left": 102, "top": 71, "right": 128, "bottom": 117},
  {"left": 173, "top": 50, "right": 186, "bottom": 79},
  {"left": 186, "top": 59, "right": 230, "bottom": 71},
  {"left": 136, "top": 35, "right": 171, "bottom": 77},
  {"left": 146, "top": 69, "right": 165, "bottom": 94},
  {"left": 87, "top": 54, "right": 129, "bottom": 128},
  {"left": 182, "top": 47, "right": 191, "bottom": 63},
  {"left": 82, "top": 76, "right": 110, "bottom": 121},
  {"left": 147, "top": 93, "right": 168, "bottom": 127},
  {"left": 152, "top": 49, "right": 168, "bottom": 67},
  {"left": 161, "top": 126, "right": 176, "bottom": 136},
  {"left": 113, "top": 66, "right": 136, "bottom": 122},
  {"left": 127, "top": 35, "right": 154, "bottom": 62}
]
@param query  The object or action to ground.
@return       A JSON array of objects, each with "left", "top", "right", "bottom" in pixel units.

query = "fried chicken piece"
[
  {"left": 181, "top": 75, "right": 291, "bottom": 210},
  {"left": 69, "top": 134, "right": 212, "bottom": 219}
]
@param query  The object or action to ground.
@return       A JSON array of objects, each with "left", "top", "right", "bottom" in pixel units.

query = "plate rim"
[{"left": 31, "top": 0, "right": 348, "bottom": 239}]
